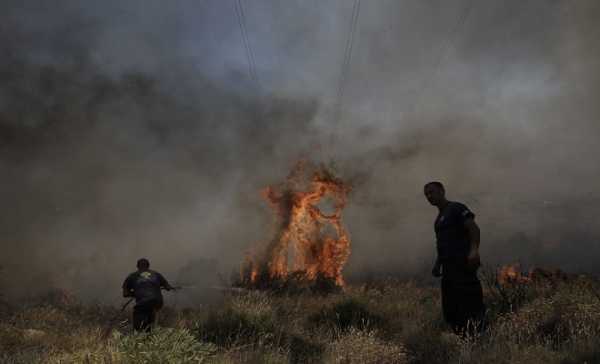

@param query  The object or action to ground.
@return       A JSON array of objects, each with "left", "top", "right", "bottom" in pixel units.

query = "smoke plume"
[{"left": 1, "top": 0, "right": 599, "bottom": 301}]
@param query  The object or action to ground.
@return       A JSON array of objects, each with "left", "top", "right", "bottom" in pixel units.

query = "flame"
[
  {"left": 496, "top": 264, "right": 575, "bottom": 287},
  {"left": 243, "top": 160, "right": 351, "bottom": 288},
  {"left": 497, "top": 264, "right": 531, "bottom": 286}
]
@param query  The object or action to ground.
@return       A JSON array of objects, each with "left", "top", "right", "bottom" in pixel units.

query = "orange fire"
[
  {"left": 497, "top": 264, "right": 531, "bottom": 286},
  {"left": 242, "top": 160, "right": 351, "bottom": 288},
  {"left": 496, "top": 264, "right": 576, "bottom": 287}
]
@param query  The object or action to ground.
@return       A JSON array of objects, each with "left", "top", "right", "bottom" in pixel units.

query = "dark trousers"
[
  {"left": 441, "top": 260, "right": 485, "bottom": 335},
  {"left": 133, "top": 301, "right": 161, "bottom": 332}
]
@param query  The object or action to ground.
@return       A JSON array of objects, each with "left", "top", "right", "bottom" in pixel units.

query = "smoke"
[
  {"left": 1, "top": 1, "right": 599, "bottom": 301},
  {"left": 338, "top": 0, "right": 600, "bottom": 277}
]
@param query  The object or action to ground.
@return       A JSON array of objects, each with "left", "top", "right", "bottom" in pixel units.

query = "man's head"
[
  {"left": 137, "top": 258, "right": 150, "bottom": 271},
  {"left": 424, "top": 181, "right": 446, "bottom": 206}
]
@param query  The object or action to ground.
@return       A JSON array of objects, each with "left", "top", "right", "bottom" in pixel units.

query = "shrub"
[
  {"left": 0, "top": 324, "right": 41, "bottom": 355},
  {"left": 491, "top": 285, "right": 600, "bottom": 349},
  {"left": 0, "top": 351, "right": 46, "bottom": 364},
  {"left": 286, "top": 334, "right": 324, "bottom": 364},
  {"left": 212, "top": 347, "right": 290, "bottom": 364},
  {"left": 480, "top": 267, "right": 537, "bottom": 317},
  {"left": 325, "top": 328, "right": 409, "bottom": 364},
  {"left": 308, "top": 297, "right": 384, "bottom": 332},
  {"left": 195, "top": 306, "right": 278, "bottom": 347},
  {"left": 115, "top": 327, "right": 217, "bottom": 364},
  {"left": 15, "top": 306, "right": 72, "bottom": 330},
  {"left": 562, "top": 338, "right": 600, "bottom": 364},
  {"left": 402, "top": 328, "right": 462, "bottom": 364}
]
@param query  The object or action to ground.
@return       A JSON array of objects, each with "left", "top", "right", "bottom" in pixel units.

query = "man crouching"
[{"left": 122, "top": 258, "right": 175, "bottom": 332}]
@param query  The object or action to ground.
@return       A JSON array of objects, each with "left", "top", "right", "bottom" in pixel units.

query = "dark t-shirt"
[
  {"left": 123, "top": 270, "right": 169, "bottom": 307},
  {"left": 434, "top": 201, "right": 475, "bottom": 261}
]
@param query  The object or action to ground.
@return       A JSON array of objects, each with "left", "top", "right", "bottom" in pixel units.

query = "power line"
[
  {"left": 234, "top": 0, "right": 258, "bottom": 87},
  {"left": 331, "top": 0, "right": 361, "bottom": 145}
]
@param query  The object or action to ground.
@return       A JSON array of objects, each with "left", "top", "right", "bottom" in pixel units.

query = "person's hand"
[
  {"left": 467, "top": 250, "right": 481, "bottom": 271},
  {"left": 432, "top": 264, "right": 442, "bottom": 278}
]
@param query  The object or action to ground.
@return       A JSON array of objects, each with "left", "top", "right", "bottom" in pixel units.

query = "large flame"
[{"left": 242, "top": 160, "right": 351, "bottom": 288}]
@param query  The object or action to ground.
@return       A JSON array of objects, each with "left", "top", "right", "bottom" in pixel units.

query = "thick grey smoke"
[{"left": 1, "top": 1, "right": 599, "bottom": 301}]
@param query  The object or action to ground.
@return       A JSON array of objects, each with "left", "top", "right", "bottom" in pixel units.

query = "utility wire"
[
  {"left": 234, "top": 0, "right": 259, "bottom": 87},
  {"left": 331, "top": 0, "right": 361, "bottom": 147}
]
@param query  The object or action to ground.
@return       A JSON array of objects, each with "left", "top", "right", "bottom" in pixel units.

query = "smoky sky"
[{"left": 1, "top": 1, "right": 599, "bottom": 301}]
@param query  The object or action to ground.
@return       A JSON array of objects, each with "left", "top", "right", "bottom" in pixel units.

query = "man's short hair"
[
  {"left": 137, "top": 258, "right": 150, "bottom": 269},
  {"left": 424, "top": 181, "right": 445, "bottom": 191}
]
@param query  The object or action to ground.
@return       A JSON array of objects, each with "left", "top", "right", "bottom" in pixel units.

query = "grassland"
[{"left": 2, "top": 271, "right": 600, "bottom": 363}]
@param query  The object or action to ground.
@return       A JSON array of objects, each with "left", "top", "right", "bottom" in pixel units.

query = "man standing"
[
  {"left": 122, "top": 258, "right": 175, "bottom": 332},
  {"left": 424, "top": 181, "right": 485, "bottom": 334}
]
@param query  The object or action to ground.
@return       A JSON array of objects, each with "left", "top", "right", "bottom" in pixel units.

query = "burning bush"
[
  {"left": 497, "top": 264, "right": 573, "bottom": 288},
  {"left": 240, "top": 160, "right": 351, "bottom": 292},
  {"left": 497, "top": 264, "right": 530, "bottom": 286}
]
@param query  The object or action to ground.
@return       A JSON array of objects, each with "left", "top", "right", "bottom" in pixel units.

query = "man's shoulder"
[
  {"left": 448, "top": 201, "right": 469, "bottom": 209},
  {"left": 144, "top": 270, "right": 165, "bottom": 281},
  {"left": 448, "top": 201, "right": 475, "bottom": 218},
  {"left": 126, "top": 271, "right": 139, "bottom": 279}
]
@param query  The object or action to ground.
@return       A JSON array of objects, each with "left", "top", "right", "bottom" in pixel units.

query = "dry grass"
[
  {"left": 2, "top": 273, "right": 600, "bottom": 363},
  {"left": 326, "top": 328, "right": 409, "bottom": 364}
]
